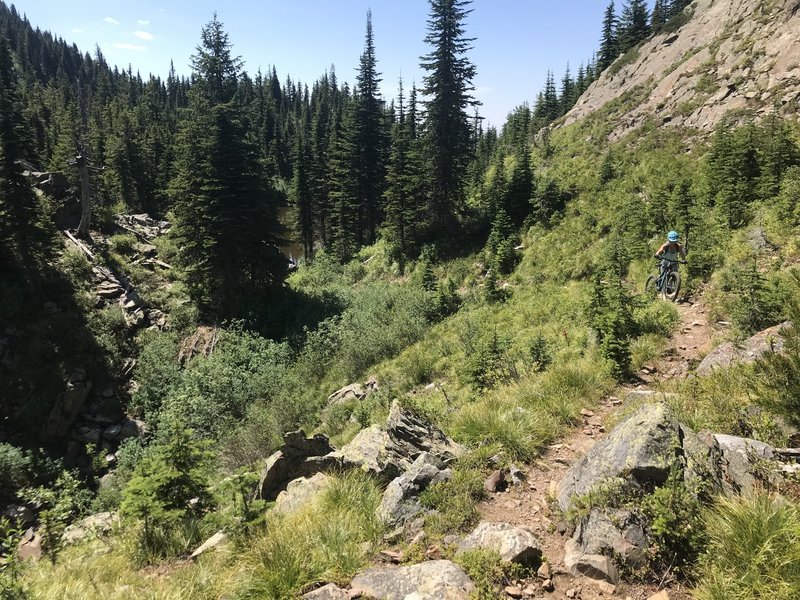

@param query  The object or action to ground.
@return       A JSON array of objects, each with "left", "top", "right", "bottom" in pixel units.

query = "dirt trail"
[{"left": 476, "top": 299, "right": 718, "bottom": 600}]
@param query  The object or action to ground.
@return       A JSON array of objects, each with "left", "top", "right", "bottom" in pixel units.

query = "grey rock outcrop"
[
  {"left": 257, "top": 431, "right": 335, "bottom": 500},
  {"left": 273, "top": 472, "right": 333, "bottom": 515},
  {"left": 350, "top": 560, "right": 474, "bottom": 599},
  {"left": 697, "top": 322, "right": 789, "bottom": 376},
  {"left": 378, "top": 452, "right": 452, "bottom": 527},
  {"left": 715, "top": 434, "right": 777, "bottom": 495},
  {"left": 62, "top": 512, "right": 117, "bottom": 545},
  {"left": 557, "top": 403, "right": 682, "bottom": 511},
  {"left": 456, "top": 522, "right": 542, "bottom": 566},
  {"left": 563, "top": 0, "right": 800, "bottom": 140},
  {"left": 564, "top": 538, "right": 620, "bottom": 584}
]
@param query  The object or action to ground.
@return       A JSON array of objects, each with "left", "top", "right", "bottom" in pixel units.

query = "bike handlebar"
[{"left": 656, "top": 257, "right": 687, "bottom": 264}]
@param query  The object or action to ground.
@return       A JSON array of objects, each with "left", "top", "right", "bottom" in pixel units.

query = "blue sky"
[{"left": 16, "top": 1, "right": 634, "bottom": 127}]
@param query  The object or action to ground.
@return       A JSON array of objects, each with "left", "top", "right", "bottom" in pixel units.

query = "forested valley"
[{"left": 2, "top": 0, "right": 800, "bottom": 597}]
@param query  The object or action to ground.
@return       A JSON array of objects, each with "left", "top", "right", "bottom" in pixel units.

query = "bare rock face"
[
  {"left": 562, "top": 0, "right": 800, "bottom": 140},
  {"left": 456, "top": 522, "right": 543, "bottom": 566},
  {"left": 697, "top": 322, "right": 789, "bottom": 376},
  {"left": 62, "top": 512, "right": 118, "bottom": 545},
  {"left": 350, "top": 560, "right": 474, "bottom": 600}
]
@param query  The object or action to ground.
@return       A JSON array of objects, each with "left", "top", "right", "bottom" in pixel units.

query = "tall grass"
[
  {"left": 237, "top": 471, "right": 384, "bottom": 599},
  {"left": 693, "top": 494, "right": 800, "bottom": 600}
]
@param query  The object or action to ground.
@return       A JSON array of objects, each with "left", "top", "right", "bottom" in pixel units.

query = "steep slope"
[{"left": 564, "top": 0, "right": 800, "bottom": 140}]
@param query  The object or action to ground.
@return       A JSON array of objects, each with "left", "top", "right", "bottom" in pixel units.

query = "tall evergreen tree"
[
  {"left": 420, "top": 0, "right": 478, "bottom": 237},
  {"left": 617, "top": 0, "right": 650, "bottom": 53},
  {"left": 353, "top": 10, "right": 386, "bottom": 245},
  {"left": 559, "top": 64, "right": 576, "bottom": 115},
  {"left": 170, "top": 16, "right": 285, "bottom": 319},
  {"left": 0, "top": 37, "right": 51, "bottom": 267},
  {"left": 598, "top": 1, "right": 619, "bottom": 72}
]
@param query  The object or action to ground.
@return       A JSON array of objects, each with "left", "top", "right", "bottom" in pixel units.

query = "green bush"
[
  {"left": 0, "top": 444, "right": 32, "bottom": 501},
  {"left": 454, "top": 549, "right": 528, "bottom": 600},
  {"left": 120, "top": 422, "right": 213, "bottom": 564}
]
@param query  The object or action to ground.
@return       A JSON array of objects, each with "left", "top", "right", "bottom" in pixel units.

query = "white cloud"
[
  {"left": 104, "top": 17, "right": 120, "bottom": 25},
  {"left": 134, "top": 31, "right": 154, "bottom": 41},
  {"left": 112, "top": 42, "right": 146, "bottom": 51},
  {"left": 474, "top": 86, "right": 494, "bottom": 96},
  {"left": 137, "top": 19, "right": 150, "bottom": 26},
  {"left": 71, "top": 28, "right": 84, "bottom": 33}
]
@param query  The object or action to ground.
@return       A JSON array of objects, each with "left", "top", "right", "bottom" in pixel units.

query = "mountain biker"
[{"left": 655, "top": 231, "right": 686, "bottom": 276}]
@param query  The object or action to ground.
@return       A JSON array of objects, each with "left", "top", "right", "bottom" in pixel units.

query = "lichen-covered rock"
[
  {"left": 714, "top": 434, "right": 777, "bottom": 495},
  {"left": 378, "top": 452, "right": 451, "bottom": 527},
  {"left": 557, "top": 403, "right": 681, "bottom": 511},
  {"left": 456, "top": 522, "right": 542, "bottom": 566},
  {"left": 351, "top": 560, "right": 474, "bottom": 599}
]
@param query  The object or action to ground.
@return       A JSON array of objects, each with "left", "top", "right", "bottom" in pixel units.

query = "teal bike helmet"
[{"left": 667, "top": 231, "right": 679, "bottom": 242}]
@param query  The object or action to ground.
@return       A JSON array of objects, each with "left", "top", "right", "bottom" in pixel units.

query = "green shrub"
[
  {"left": 641, "top": 467, "right": 707, "bottom": 578},
  {"left": 21, "top": 470, "right": 93, "bottom": 560},
  {"left": 108, "top": 234, "right": 138, "bottom": 256},
  {"left": 0, "top": 444, "right": 33, "bottom": 501},
  {"left": 120, "top": 422, "right": 213, "bottom": 564},
  {"left": 420, "top": 450, "right": 489, "bottom": 535},
  {"left": 454, "top": 549, "right": 528, "bottom": 600},
  {"left": 0, "top": 518, "right": 27, "bottom": 599}
]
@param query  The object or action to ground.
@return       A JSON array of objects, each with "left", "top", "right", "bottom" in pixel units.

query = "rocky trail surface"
[{"left": 475, "top": 299, "right": 716, "bottom": 600}]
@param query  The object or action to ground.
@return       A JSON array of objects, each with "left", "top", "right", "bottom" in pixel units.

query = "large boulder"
[
  {"left": 697, "top": 322, "right": 789, "bottom": 376},
  {"left": 557, "top": 403, "right": 681, "bottom": 511},
  {"left": 456, "top": 522, "right": 542, "bottom": 566},
  {"left": 257, "top": 431, "right": 335, "bottom": 500},
  {"left": 62, "top": 512, "right": 117, "bottom": 545},
  {"left": 564, "top": 538, "right": 620, "bottom": 585},
  {"left": 378, "top": 452, "right": 452, "bottom": 527},
  {"left": 351, "top": 560, "right": 474, "bottom": 599}
]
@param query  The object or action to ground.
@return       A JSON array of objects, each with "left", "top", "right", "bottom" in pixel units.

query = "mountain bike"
[{"left": 644, "top": 258, "right": 686, "bottom": 301}]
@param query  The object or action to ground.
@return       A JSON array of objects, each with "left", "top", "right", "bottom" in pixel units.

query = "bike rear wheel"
[{"left": 664, "top": 271, "right": 681, "bottom": 300}]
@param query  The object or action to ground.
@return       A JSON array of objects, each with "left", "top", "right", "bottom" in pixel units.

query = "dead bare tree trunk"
[{"left": 76, "top": 151, "right": 92, "bottom": 238}]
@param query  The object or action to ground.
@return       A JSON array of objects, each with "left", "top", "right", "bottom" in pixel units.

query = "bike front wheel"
[
  {"left": 644, "top": 274, "right": 659, "bottom": 296},
  {"left": 664, "top": 271, "right": 681, "bottom": 301}
]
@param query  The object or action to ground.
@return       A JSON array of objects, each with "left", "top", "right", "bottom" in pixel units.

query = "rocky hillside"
[{"left": 564, "top": 0, "right": 800, "bottom": 140}]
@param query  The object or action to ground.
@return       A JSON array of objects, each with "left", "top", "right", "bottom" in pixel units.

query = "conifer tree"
[
  {"left": 420, "top": 0, "right": 478, "bottom": 237},
  {"left": 559, "top": 64, "right": 576, "bottom": 115},
  {"left": 0, "top": 37, "right": 51, "bottom": 267},
  {"left": 290, "top": 132, "right": 314, "bottom": 260},
  {"left": 651, "top": 0, "right": 668, "bottom": 32},
  {"left": 506, "top": 143, "right": 533, "bottom": 224},
  {"left": 598, "top": 1, "right": 619, "bottom": 72},
  {"left": 170, "top": 16, "right": 285, "bottom": 319},
  {"left": 384, "top": 78, "right": 425, "bottom": 266},
  {"left": 353, "top": 11, "right": 386, "bottom": 246},
  {"left": 542, "top": 71, "right": 560, "bottom": 122},
  {"left": 617, "top": 0, "right": 650, "bottom": 53}
]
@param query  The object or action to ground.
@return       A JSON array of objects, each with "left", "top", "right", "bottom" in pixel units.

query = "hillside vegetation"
[{"left": 2, "top": 0, "right": 800, "bottom": 598}]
